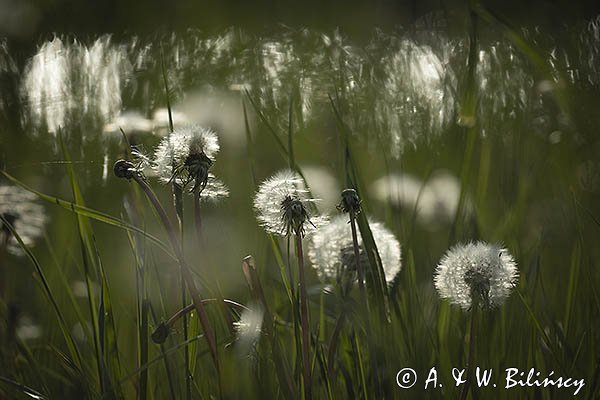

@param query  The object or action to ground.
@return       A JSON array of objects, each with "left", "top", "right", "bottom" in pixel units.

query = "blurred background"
[{"left": 1, "top": 0, "right": 600, "bottom": 398}]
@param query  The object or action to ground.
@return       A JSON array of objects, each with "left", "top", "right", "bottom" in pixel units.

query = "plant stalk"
[
  {"left": 295, "top": 233, "right": 312, "bottom": 400},
  {"left": 130, "top": 174, "right": 220, "bottom": 374}
]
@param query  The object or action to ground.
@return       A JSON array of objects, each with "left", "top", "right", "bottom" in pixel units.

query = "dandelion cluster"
[
  {"left": 0, "top": 184, "right": 47, "bottom": 256},
  {"left": 308, "top": 215, "right": 401, "bottom": 283},
  {"left": 153, "top": 124, "right": 228, "bottom": 201},
  {"left": 254, "top": 170, "right": 327, "bottom": 237},
  {"left": 434, "top": 242, "right": 518, "bottom": 310}
]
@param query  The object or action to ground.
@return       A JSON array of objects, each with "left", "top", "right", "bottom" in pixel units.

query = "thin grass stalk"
[
  {"left": 127, "top": 173, "right": 220, "bottom": 375},
  {"left": 0, "top": 214, "right": 85, "bottom": 378},
  {"left": 295, "top": 233, "right": 312, "bottom": 400},
  {"left": 327, "top": 309, "right": 347, "bottom": 377},
  {"left": 288, "top": 95, "right": 295, "bottom": 171},
  {"left": 0, "top": 171, "right": 177, "bottom": 261},
  {"left": 349, "top": 211, "right": 367, "bottom": 306},
  {"left": 127, "top": 229, "right": 148, "bottom": 400},
  {"left": 451, "top": 2, "right": 479, "bottom": 244},
  {"left": 148, "top": 302, "right": 178, "bottom": 400},
  {"left": 241, "top": 256, "right": 297, "bottom": 399},
  {"left": 180, "top": 248, "right": 191, "bottom": 400},
  {"left": 193, "top": 191, "right": 235, "bottom": 336},
  {"left": 460, "top": 306, "right": 477, "bottom": 400},
  {"left": 139, "top": 299, "right": 149, "bottom": 400},
  {"left": 160, "top": 46, "right": 192, "bottom": 400}
]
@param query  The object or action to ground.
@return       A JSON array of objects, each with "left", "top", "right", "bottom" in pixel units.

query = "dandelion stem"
[
  {"left": 327, "top": 309, "right": 347, "bottom": 376},
  {"left": 460, "top": 306, "right": 477, "bottom": 400},
  {"left": 295, "top": 233, "right": 312, "bottom": 400},
  {"left": 128, "top": 173, "right": 220, "bottom": 375},
  {"left": 349, "top": 211, "right": 367, "bottom": 305},
  {"left": 193, "top": 191, "right": 202, "bottom": 236}
]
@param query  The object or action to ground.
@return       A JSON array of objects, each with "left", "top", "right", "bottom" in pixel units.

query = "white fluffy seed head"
[
  {"left": 0, "top": 184, "right": 48, "bottom": 256},
  {"left": 254, "top": 169, "right": 327, "bottom": 237},
  {"left": 152, "top": 124, "right": 227, "bottom": 200},
  {"left": 234, "top": 307, "right": 264, "bottom": 344},
  {"left": 434, "top": 241, "right": 518, "bottom": 310},
  {"left": 153, "top": 124, "right": 220, "bottom": 182},
  {"left": 308, "top": 215, "right": 402, "bottom": 284}
]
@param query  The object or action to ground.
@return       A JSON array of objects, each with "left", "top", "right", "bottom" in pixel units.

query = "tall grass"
[{"left": 1, "top": 9, "right": 599, "bottom": 400}]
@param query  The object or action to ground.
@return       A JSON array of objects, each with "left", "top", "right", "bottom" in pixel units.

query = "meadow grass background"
[{"left": 0, "top": 1, "right": 600, "bottom": 398}]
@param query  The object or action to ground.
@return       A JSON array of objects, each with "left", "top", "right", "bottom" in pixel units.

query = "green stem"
[
  {"left": 295, "top": 233, "right": 312, "bottom": 400},
  {"left": 349, "top": 211, "right": 367, "bottom": 306},
  {"left": 130, "top": 174, "right": 220, "bottom": 375},
  {"left": 460, "top": 307, "right": 477, "bottom": 400},
  {"left": 193, "top": 191, "right": 235, "bottom": 338}
]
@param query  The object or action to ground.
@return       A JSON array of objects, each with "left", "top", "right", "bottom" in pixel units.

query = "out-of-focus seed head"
[
  {"left": 434, "top": 242, "right": 518, "bottom": 310},
  {"left": 0, "top": 184, "right": 47, "bottom": 256},
  {"left": 308, "top": 215, "right": 402, "bottom": 284}
]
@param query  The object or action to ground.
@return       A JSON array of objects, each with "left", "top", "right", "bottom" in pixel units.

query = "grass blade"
[
  {"left": 1, "top": 170, "right": 176, "bottom": 260},
  {"left": 0, "top": 214, "right": 85, "bottom": 389}
]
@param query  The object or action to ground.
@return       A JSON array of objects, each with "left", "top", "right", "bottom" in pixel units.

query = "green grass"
[{"left": 1, "top": 8, "right": 599, "bottom": 399}]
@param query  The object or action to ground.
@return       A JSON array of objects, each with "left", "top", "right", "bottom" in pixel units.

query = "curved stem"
[{"left": 130, "top": 175, "right": 220, "bottom": 375}]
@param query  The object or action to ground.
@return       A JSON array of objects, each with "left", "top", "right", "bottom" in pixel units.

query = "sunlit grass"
[{"left": 0, "top": 6, "right": 599, "bottom": 399}]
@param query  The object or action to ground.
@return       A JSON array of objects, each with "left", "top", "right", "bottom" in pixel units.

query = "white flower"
[
  {"left": 308, "top": 215, "right": 401, "bottom": 284},
  {"left": 0, "top": 184, "right": 47, "bottom": 256},
  {"left": 434, "top": 242, "right": 518, "bottom": 310},
  {"left": 153, "top": 124, "right": 228, "bottom": 201},
  {"left": 254, "top": 170, "right": 327, "bottom": 237}
]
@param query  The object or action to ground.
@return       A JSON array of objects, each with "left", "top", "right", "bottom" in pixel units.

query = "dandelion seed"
[
  {"left": 308, "top": 215, "right": 401, "bottom": 284},
  {"left": 434, "top": 242, "right": 518, "bottom": 310},
  {"left": 153, "top": 124, "right": 228, "bottom": 201},
  {"left": 254, "top": 170, "right": 327, "bottom": 237},
  {"left": 234, "top": 306, "right": 264, "bottom": 347},
  {"left": 0, "top": 184, "right": 47, "bottom": 256}
]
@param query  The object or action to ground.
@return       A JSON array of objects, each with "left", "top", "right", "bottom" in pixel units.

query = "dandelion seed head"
[
  {"left": 0, "top": 184, "right": 47, "bottom": 256},
  {"left": 254, "top": 170, "right": 327, "bottom": 237},
  {"left": 434, "top": 242, "right": 518, "bottom": 310},
  {"left": 234, "top": 307, "right": 263, "bottom": 344},
  {"left": 308, "top": 215, "right": 402, "bottom": 284},
  {"left": 153, "top": 124, "right": 228, "bottom": 200}
]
